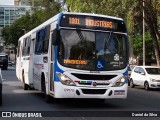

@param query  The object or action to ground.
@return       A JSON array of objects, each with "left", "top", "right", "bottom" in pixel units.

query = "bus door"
[
  {"left": 29, "top": 34, "right": 36, "bottom": 86},
  {"left": 48, "top": 22, "right": 57, "bottom": 95},
  {"left": 49, "top": 32, "right": 54, "bottom": 95}
]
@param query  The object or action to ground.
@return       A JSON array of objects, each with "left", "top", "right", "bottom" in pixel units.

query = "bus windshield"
[{"left": 58, "top": 29, "right": 128, "bottom": 71}]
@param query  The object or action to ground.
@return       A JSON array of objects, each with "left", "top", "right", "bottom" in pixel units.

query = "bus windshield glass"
[{"left": 58, "top": 29, "right": 128, "bottom": 71}]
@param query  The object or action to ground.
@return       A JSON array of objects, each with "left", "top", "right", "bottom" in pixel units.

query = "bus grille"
[
  {"left": 81, "top": 89, "right": 106, "bottom": 95},
  {"left": 71, "top": 73, "right": 117, "bottom": 80}
]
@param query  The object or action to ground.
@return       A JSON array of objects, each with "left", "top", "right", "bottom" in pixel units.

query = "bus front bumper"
[{"left": 53, "top": 82, "right": 128, "bottom": 99}]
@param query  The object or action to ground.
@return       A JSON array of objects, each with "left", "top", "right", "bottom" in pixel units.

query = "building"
[
  {"left": 0, "top": 3, "right": 31, "bottom": 60},
  {"left": 14, "top": 0, "right": 30, "bottom": 6}
]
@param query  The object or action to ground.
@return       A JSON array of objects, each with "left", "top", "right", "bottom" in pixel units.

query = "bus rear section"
[{"left": 16, "top": 36, "right": 34, "bottom": 90}]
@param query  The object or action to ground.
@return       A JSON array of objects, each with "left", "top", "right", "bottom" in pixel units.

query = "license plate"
[{"left": 114, "top": 90, "right": 125, "bottom": 95}]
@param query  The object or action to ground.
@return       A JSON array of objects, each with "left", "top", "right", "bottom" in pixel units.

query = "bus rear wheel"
[{"left": 22, "top": 72, "right": 29, "bottom": 90}]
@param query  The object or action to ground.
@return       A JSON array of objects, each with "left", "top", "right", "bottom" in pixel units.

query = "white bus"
[{"left": 16, "top": 12, "right": 129, "bottom": 102}]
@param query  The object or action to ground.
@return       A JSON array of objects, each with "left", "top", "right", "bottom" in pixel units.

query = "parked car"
[
  {"left": 130, "top": 66, "right": 160, "bottom": 90},
  {"left": 0, "top": 53, "right": 8, "bottom": 70}
]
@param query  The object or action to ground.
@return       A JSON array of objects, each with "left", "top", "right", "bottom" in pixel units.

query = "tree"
[
  {"left": 28, "top": 0, "right": 61, "bottom": 18},
  {"left": 65, "top": 0, "right": 160, "bottom": 66},
  {"left": 142, "top": 0, "right": 160, "bottom": 66},
  {"left": 1, "top": 0, "right": 61, "bottom": 47},
  {"left": 132, "top": 32, "right": 154, "bottom": 64}
]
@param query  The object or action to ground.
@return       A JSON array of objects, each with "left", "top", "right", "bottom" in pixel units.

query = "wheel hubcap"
[{"left": 145, "top": 83, "right": 148, "bottom": 89}]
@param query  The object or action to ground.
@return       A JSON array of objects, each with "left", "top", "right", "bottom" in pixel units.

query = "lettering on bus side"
[{"left": 34, "top": 63, "right": 44, "bottom": 69}]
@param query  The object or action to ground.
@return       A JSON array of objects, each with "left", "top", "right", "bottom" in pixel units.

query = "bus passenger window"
[{"left": 35, "top": 25, "right": 50, "bottom": 54}]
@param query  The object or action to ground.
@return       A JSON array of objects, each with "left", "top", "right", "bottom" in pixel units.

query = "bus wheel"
[
  {"left": 22, "top": 72, "right": 29, "bottom": 90},
  {"left": 41, "top": 74, "right": 51, "bottom": 103}
]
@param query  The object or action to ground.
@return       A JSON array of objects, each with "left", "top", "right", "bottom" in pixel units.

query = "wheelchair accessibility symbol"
[
  {"left": 96, "top": 60, "right": 105, "bottom": 70},
  {"left": 97, "top": 61, "right": 103, "bottom": 68}
]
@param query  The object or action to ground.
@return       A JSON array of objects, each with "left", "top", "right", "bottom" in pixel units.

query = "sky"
[{"left": 0, "top": 0, "right": 14, "bottom": 5}]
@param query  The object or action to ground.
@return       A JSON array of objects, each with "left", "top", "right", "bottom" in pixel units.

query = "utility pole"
[{"left": 143, "top": 0, "right": 145, "bottom": 66}]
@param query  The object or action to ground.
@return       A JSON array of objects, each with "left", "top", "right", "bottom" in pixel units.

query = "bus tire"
[
  {"left": 41, "top": 74, "right": 51, "bottom": 103},
  {"left": 22, "top": 72, "right": 29, "bottom": 90}
]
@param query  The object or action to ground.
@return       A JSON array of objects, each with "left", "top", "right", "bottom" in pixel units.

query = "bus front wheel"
[
  {"left": 22, "top": 72, "right": 29, "bottom": 90},
  {"left": 41, "top": 74, "right": 51, "bottom": 103}
]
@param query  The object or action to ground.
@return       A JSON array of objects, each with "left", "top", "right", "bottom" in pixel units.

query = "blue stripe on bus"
[
  {"left": 53, "top": 46, "right": 64, "bottom": 82},
  {"left": 53, "top": 13, "right": 64, "bottom": 82},
  {"left": 57, "top": 12, "right": 64, "bottom": 29}
]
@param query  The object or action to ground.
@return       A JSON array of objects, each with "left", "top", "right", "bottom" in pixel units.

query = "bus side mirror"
[{"left": 52, "top": 29, "right": 59, "bottom": 45}]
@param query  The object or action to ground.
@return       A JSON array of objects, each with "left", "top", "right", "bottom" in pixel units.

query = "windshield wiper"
[
  {"left": 76, "top": 28, "right": 86, "bottom": 44},
  {"left": 104, "top": 31, "right": 113, "bottom": 54}
]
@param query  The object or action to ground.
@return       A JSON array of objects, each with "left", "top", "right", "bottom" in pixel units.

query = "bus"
[{"left": 16, "top": 12, "right": 129, "bottom": 102}]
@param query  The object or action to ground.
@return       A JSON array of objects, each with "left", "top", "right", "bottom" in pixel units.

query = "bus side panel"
[{"left": 33, "top": 55, "right": 43, "bottom": 90}]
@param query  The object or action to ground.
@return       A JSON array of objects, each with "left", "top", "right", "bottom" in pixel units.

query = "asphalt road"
[{"left": 0, "top": 67, "right": 160, "bottom": 120}]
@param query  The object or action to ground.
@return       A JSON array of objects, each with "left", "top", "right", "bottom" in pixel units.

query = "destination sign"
[{"left": 60, "top": 14, "right": 127, "bottom": 32}]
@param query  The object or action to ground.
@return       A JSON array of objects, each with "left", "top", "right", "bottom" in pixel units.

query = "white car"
[{"left": 130, "top": 66, "right": 160, "bottom": 90}]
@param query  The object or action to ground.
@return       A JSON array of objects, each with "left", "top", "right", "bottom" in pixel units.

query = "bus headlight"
[
  {"left": 112, "top": 77, "right": 126, "bottom": 87},
  {"left": 56, "top": 72, "right": 76, "bottom": 86}
]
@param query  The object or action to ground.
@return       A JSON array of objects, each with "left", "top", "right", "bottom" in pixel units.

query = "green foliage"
[
  {"left": 66, "top": 0, "right": 160, "bottom": 64},
  {"left": 132, "top": 32, "right": 154, "bottom": 61},
  {"left": 1, "top": 0, "right": 61, "bottom": 47},
  {"left": 2, "top": 0, "right": 160, "bottom": 64}
]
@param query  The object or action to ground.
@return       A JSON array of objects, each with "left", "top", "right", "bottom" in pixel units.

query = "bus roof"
[
  {"left": 63, "top": 12, "right": 123, "bottom": 21},
  {"left": 19, "top": 12, "right": 124, "bottom": 41}
]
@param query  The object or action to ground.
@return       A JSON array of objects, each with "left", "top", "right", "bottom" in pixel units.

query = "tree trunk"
[
  {"left": 143, "top": 0, "right": 160, "bottom": 67},
  {"left": 150, "top": 30, "right": 160, "bottom": 67}
]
